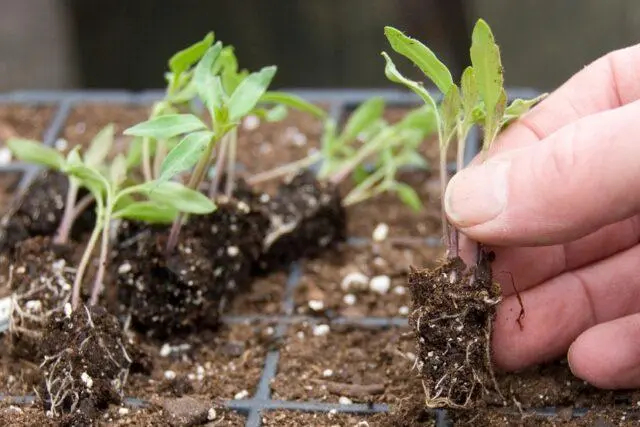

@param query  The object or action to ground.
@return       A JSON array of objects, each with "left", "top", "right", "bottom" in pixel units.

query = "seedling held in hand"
[{"left": 382, "top": 19, "right": 547, "bottom": 254}]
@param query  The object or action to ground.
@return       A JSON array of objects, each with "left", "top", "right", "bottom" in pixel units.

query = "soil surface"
[
  {"left": 295, "top": 241, "right": 443, "bottom": 318},
  {"left": 0, "top": 172, "right": 21, "bottom": 215},
  {"left": 235, "top": 106, "right": 326, "bottom": 175},
  {"left": 262, "top": 410, "right": 378, "bottom": 426},
  {"left": 0, "top": 104, "right": 54, "bottom": 145},
  {"left": 125, "top": 322, "right": 273, "bottom": 402},
  {"left": 61, "top": 103, "right": 152, "bottom": 157},
  {"left": 272, "top": 324, "right": 421, "bottom": 404}
]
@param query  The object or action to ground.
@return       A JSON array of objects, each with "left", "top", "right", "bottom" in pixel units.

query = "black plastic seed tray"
[{"left": 0, "top": 88, "right": 559, "bottom": 426}]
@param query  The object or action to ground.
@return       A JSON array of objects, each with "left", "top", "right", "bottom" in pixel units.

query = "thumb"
[{"left": 445, "top": 99, "right": 640, "bottom": 246}]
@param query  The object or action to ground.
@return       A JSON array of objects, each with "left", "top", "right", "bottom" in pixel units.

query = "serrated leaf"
[
  {"left": 470, "top": 19, "right": 503, "bottom": 131},
  {"left": 441, "top": 85, "right": 461, "bottom": 145},
  {"left": 169, "top": 32, "right": 215, "bottom": 75},
  {"left": 133, "top": 181, "right": 216, "bottom": 214},
  {"left": 259, "top": 92, "right": 327, "bottom": 118},
  {"left": 461, "top": 66, "right": 479, "bottom": 119},
  {"left": 113, "top": 201, "right": 179, "bottom": 224},
  {"left": 123, "top": 114, "right": 207, "bottom": 140},
  {"left": 110, "top": 154, "right": 127, "bottom": 187},
  {"left": 194, "top": 42, "right": 224, "bottom": 113},
  {"left": 341, "top": 97, "right": 385, "bottom": 144},
  {"left": 382, "top": 52, "right": 439, "bottom": 116},
  {"left": 395, "top": 182, "right": 422, "bottom": 212},
  {"left": 84, "top": 124, "right": 114, "bottom": 167},
  {"left": 6, "top": 138, "right": 65, "bottom": 170},
  {"left": 228, "top": 66, "right": 277, "bottom": 122},
  {"left": 384, "top": 26, "right": 453, "bottom": 94},
  {"left": 159, "top": 130, "right": 214, "bottom": 182}
]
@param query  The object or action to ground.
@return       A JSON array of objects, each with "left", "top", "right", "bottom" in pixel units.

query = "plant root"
[{"left": 408, "top": 254, "right": 503, "bottom": 410}]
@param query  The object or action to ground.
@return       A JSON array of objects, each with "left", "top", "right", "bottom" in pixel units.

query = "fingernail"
[{"left": 445, "top": 159, "right": 510, "bottom": 228}]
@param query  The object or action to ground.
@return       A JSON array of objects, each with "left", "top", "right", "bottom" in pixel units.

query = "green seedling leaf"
[
  {"left": 84, "top": 124, "right": 114, "bottom": 167},
  {"left": 125, "top": 136, "right": 144, "bottom": 169},
  {"left": 341, "top": 97, "right": 385, "bottom": 144},
  {"left": 461, "top": 66, "right": 479, "bottom": 120},
  {"left": 114, "top": 201, "right": 179, "bottom": 224},
  {"left": 259, "top": 91, "right": 327, "bottom": 118},
  {"left": 124, "top": 114, "right": 207, "bottom": 140},
  {"left": 502, "top": 93, "right": 548, "bottom": 125},
  {"left": 382, "top": 52, "right": 439, "bottom": 114},
  {"left": 384, "top": 26, "right": 453, "bottom": 94},
  {"left": 470, "top": 19, "right": 504, "bottom": 143},
  {"left": 250, "top": 105, "right": 288, "bottom": 123},
  {"left": 441, "top": 85, "right": 461, "bottom": 145},
  {"left": 395, "top": 182, "right": 422, "bottom": 212},
  {"left": 352, "top": 165, "right": 370, "bottom": 185},
  {"left": 159, "top": 130, "right": 214, "bottom": 182},
  {"left": 110, "top": 154, "right": 128, "bottom": 187},
  {"left": 169, "top": 32, "right": 215, "bottom": 75},
  {"left": 6, "top": 138, "right": 65, "bottom": 170},
  {"left": 228, "top": 66, "right": 277, "bottom": 122},
  {"left": 134, "top": 181, "right": 216, "bottom": 214},
  {"left": 65, "top": 163, "right": 110, "bottom": 199},
  {"left": 194, "top": 42, "right": 224, "bottom": 113}
]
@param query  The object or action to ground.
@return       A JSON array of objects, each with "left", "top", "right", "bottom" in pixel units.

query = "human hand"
[{"left": 444, "top": 44, "right": 640, "bottom": 389}]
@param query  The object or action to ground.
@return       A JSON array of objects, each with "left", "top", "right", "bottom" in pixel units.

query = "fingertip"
[{"left": 568, "top": 315, "right": 640, "bottom": 389}]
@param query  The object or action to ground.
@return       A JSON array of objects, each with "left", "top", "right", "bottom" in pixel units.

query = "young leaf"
[
  {"left": 134, "top": 181, "right": 216, "bottom": 214},
  {"left": 470, "top": 19, "right": 504, "bottom": 129},
  {"left": 384, "top": 26, "right": 453, "bottom": 94},
  {"left": 110, "top": 154, "right": 128, "bottom": 187},
  {"left": 123, "top": 114, "right": 207, "bottom": 140},
  {"left": 259, "top": 92, "right": 327, "bottom": 118},
  {"left": 6, "top": 138, "right": 65, "bottom": 170},
  {"left": 125, "top": 136, "right": 144, "bottom": 169},
  {"left": 159, "top": 130, "right": 214, "bottom": 182},
  {"left": 228, "top": 66, "right": 277, "bottom": 122},
  {"left": 113, "top": 201, "right": 179, "bottom": 224},
  {"left": 260, "top": 105, "right": 288, "bottom": 122},
  {"left": 441, "top": 85, "right": 461, "bottom": 146},
  {"left": 65, "top": 163, "right": 110, "bottom": 198},
  {"left": 84, "top": 124, "right": 114, "bottom": 167},
  {"left": 169, "top": 32, "right": 215, "bottom": 76},
  {"left": 194, "top": 42, "right": 224, "bottom": 112},
  {"left": 381, "top": 52, "right": 439, "bottom": 113},
  {"left": 394, "top": 105, "right": 437, "bottom": 138},
  {"left": 502, "top": 93, "right": 548, "bottom": 124},
  {"left": 395, "top": 182, "right": 422, "bottom": 212},
  {"left": 340, "top": 97, "right": 385, "bottom": 144},
  {"left": 461, "top": 66, "right": 479, "bottom": 119}
]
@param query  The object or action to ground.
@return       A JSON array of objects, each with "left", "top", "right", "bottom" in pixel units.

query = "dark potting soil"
[
  {"left": 271, "top": 324, "right": 421, "bottom": 404},
  {"left": 226, "top": 271, "right": 287, "bottom": 316},
  {"left": 407, "top": 251, "right": 502, "bottom": 409},
  {"left": 124, "top": 322, "right": 274, "bottom": 403},
  {"left": 0, "top": 172, "right": 21, "bottom": 215},
  {"left": 262, "top": 410, "right": 379, "bottom": 426},
  {"left": 255, "top": 170, "right": 347, "bottom": 274},
  {"left": 0, "top": 401, "right": 247, "bottom": 426},
  {"left": 0, "top": 170, "right": 95, "bottom": 252},
  {"left": 294, "top": 241, "right": 443, "bottom": 318},
  {"left": 0, "top": 104, "right": 55, "bottom": 145},
  {"left": 38, "top": 305, "right": 131, "bottom": 424},
  {"left": 4, "top": 236, "right": 78, "bottom": 362}
]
